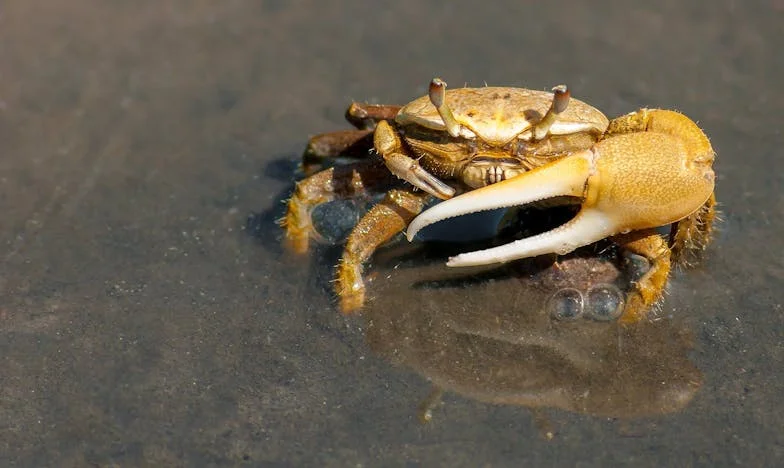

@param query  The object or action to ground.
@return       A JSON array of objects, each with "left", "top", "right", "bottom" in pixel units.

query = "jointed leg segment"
[
  {"left": 336, "top": 189, "right": 430, "bottom": 313},
  {"left": 344, "top": 102, "right": 402, "bottom": 130},
  {"left": 282, "top": 161, "right": 395, "bottom": 254},
  {"left": 670, "top": 193, "right": 717, "bottom": 266}
]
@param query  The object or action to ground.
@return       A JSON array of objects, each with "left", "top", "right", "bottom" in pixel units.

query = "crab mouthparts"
[{"left": 405, "top": 150, "right": 619, "bottom": 267}]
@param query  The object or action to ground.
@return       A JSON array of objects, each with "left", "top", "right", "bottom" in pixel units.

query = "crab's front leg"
[
  {"left": 374, "top": 120, "right": 456, "bottom": 200},
  {"left": 282, "top": 161, "right": 396, "bottom": 254},
  {"left": 337, "top": 188, "right": 430, "bottom": 313}
]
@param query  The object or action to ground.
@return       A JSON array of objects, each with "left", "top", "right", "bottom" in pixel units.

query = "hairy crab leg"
[
  {"left": 282, "top": 161, "right": 397, "bottom": 254},
  {"left": 669, "top": 193, "right": 717, "bottom": 266},
  {"left": 337, "top": 189, "right": 430, "bottom": 313},
  {"left": 611, "top": 229, "right": 671, "bottom": 324}
]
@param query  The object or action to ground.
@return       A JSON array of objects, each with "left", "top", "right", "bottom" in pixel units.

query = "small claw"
[{"left": 386, "top": 152, "right": 455, "bottom": 200}]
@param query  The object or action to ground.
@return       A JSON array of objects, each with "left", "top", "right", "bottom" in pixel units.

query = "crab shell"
[
  {"left": 395, "top": 87, "right": 609, "bottom": 146},
  {"left": 405, "top": 109, "right": 715, "bottom": 267}
]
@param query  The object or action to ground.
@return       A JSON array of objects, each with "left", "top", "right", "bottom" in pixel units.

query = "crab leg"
[
  {"left": 613, "top": 229, "right": 672, "bottom": 324},
  {"left": 282, "top": 160, "right": 396, "bottom": 254},
  {"left": 669, "top": 192, "right": 717, "bottom": 266},
  {"left": 337, "top": 189, "right": 430, "bottom": 313},
  {"left": 303, "top": 102, "right": 404, "bottom": 170},
  {"left": 344, "top": 102, "right": 402, "bottom": 130}
]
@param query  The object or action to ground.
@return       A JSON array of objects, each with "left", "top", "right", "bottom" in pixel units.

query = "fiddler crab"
[{"left": 282, "top": 78, "right": 716, "bottom": 323}]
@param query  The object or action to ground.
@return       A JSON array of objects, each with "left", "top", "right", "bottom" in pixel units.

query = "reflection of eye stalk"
[{"left": 364, "top": 247, "right": 703, "bottom": 426}]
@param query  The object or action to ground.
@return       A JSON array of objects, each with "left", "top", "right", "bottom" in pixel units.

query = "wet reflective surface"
[
  {"left": 365, "top": 246, "right": 702, "bottom": 421},
  {"left": 2, "top": 0, "right": 782, "bottom": 465}
]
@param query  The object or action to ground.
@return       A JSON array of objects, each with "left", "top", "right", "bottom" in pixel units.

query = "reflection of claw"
[{"left": 364, "top": 247, "right": 704, "bottom": 420}]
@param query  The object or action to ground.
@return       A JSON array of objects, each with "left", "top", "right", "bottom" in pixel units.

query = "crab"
[
  {"left": 282, "top": 78, "right": 716, "bottom": 323},
  {"left": 283, "top": 78, "right": 611, "bottom": 313}
]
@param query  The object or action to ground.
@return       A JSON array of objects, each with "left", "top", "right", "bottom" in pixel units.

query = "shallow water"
[{"left": 1, "top": 1, "right": 782, "bottom": 465}]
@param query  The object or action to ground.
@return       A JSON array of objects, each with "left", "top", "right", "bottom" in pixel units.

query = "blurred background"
[{"left": 1, "top": 1, "right": 782, "bottom": 465}]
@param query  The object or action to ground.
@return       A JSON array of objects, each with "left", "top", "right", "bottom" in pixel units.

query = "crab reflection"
[{"left": 363, "top": 243, "right": 702, "bottom": 422}]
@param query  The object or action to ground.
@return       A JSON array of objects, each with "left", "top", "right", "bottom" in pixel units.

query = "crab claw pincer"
[{"left": 405, "top": 110, "right": 715, "bottom": 267}]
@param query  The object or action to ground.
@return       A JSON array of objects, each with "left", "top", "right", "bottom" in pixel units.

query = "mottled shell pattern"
[{"left": 396, "top": 87, "right": 609, "bottom": 146}]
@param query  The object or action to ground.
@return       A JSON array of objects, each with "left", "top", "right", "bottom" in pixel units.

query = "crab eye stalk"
[
  {"left": 532, "top": 85, "right": 571, "bottom": 140},
  {"left": 429, "top": 78, "right": 462, "bottom": 138}
]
